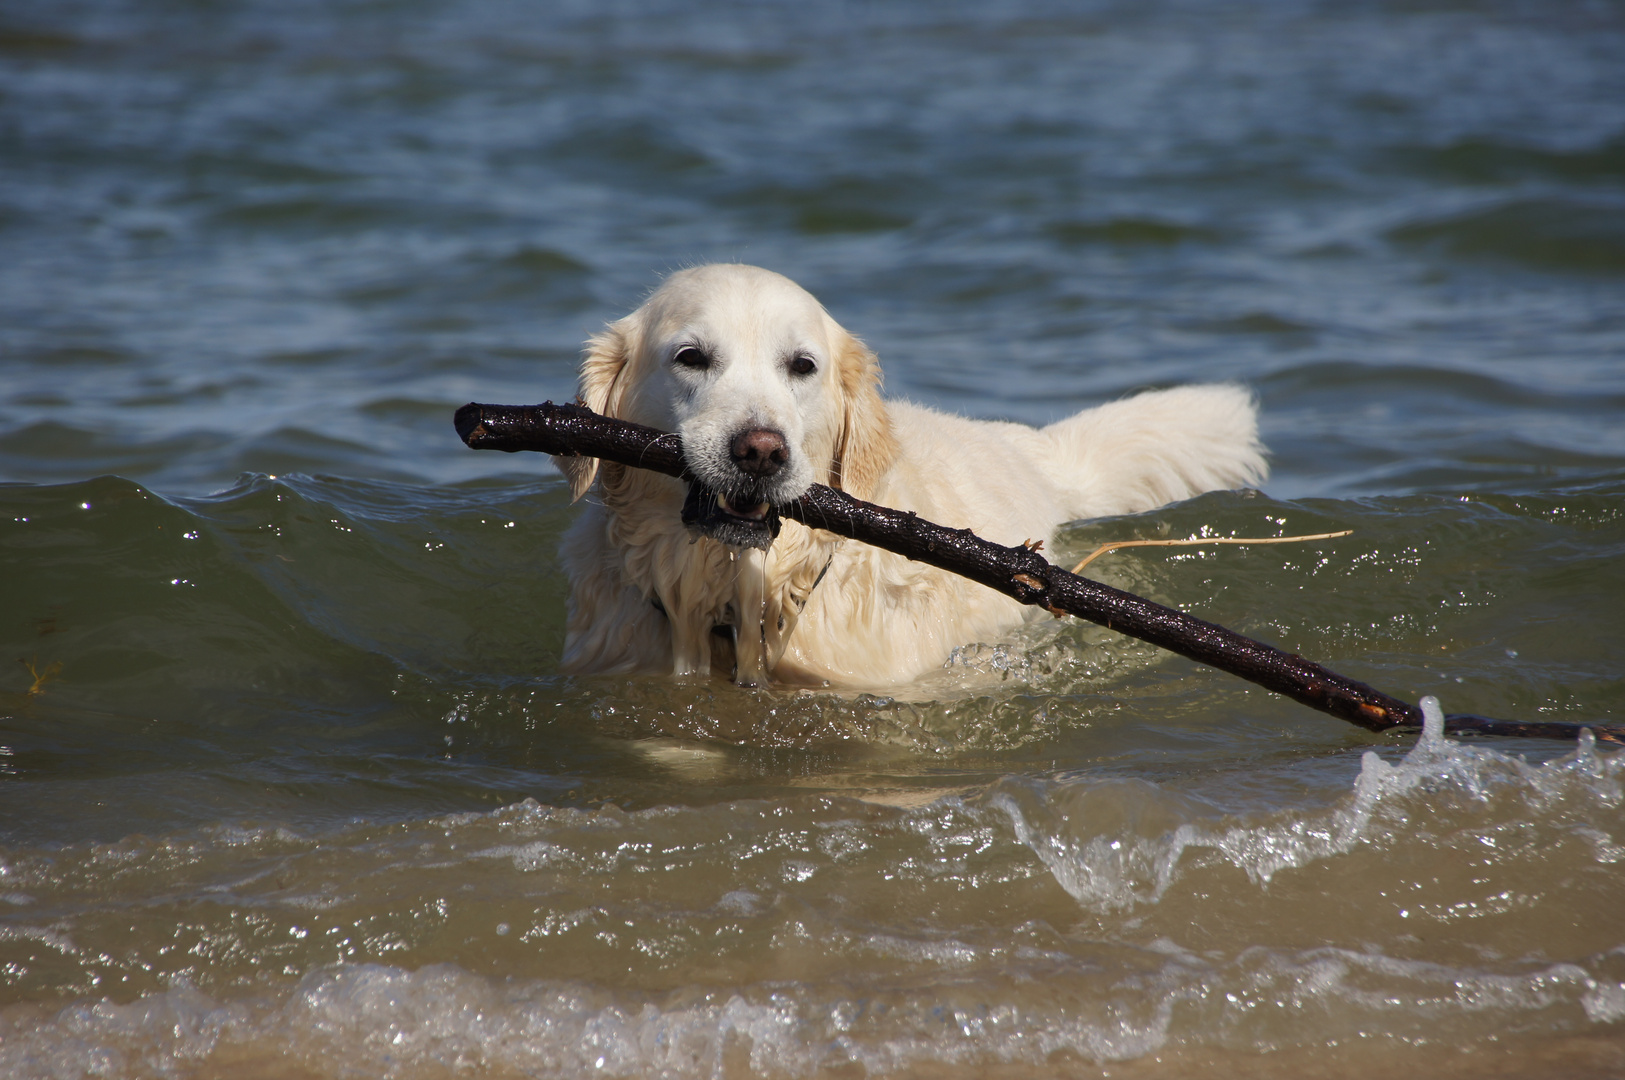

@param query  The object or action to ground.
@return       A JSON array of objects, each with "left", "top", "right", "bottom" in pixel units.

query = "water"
[{"left": 3, "top": 0, "right": 1624, "bottom": 1075}]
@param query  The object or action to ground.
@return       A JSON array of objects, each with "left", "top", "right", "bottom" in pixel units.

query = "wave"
[
  {"left": 1388, "top": 198, "right": 1625, "bottom": 276},
  {"left": 2, "top": 718, "right": 1620, "bottom": 1076},
  {"left": 5, "top": 476, "right": 1623, "bottom": 764}
]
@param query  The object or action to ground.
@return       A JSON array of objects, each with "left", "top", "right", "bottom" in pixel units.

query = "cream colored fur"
[{"left": 558, "top": 264, "right": 1267, "bottom": 688}]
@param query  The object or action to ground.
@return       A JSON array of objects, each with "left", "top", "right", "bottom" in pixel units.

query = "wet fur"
[{"left": 557, "top": 264, "right": 1267, "bottom": 688}]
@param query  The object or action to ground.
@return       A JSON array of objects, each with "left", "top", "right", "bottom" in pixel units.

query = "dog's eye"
[
  {"left": 788, "top": 355, "right": 817, "bottom": 377},
  {"left": 672, "top": 346, "right": 710, "bottom": 370}
]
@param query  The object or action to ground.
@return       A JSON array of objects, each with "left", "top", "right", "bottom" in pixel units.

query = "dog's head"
[{"left": 558, "top": 264, "right": 898, "bottom": 547}]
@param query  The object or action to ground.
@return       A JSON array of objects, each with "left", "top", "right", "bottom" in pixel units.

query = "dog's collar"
[{"left": 648, "top": 547, "right": 838, "bottom": 621}]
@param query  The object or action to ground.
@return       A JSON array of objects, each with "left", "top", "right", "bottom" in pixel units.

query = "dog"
[{"left": 556, "top": 264, "right": 1267, "bottom": 688}]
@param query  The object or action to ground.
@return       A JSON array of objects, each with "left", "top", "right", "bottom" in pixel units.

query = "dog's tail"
[{"left": 1040, "top": 384, "right": 1268, "bottom": 521}]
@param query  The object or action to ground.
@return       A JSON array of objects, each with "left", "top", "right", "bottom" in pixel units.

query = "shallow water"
[{"left": 3, "top": 0, "right": 1624, "bottom": 1076}]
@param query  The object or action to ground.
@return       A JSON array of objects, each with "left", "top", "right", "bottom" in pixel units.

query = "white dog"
[{"left": 556, "top": 264, "right": 1266, "bottom": 688}]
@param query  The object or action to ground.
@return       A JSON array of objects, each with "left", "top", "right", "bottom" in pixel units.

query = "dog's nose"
[{"left": 729, "top": 428, "right": 788, "bottom": 477}]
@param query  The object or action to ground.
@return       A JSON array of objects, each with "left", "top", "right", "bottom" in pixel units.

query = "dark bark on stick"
[{"left": 456, "top": 400, "right": 1623, "bottom": 746}]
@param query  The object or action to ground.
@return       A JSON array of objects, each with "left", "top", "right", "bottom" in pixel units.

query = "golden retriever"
[{"left": 556, "top": 264, "right": 1267, "bottom": 687}]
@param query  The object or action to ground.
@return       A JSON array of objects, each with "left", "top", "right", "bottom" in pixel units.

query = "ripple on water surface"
[{"left": 1, "top": 728, "right": 1622, "bottom": 1076}]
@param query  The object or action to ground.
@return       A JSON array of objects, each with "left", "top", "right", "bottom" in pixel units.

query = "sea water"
[{"left": 2, "top": 0, "right": 1624, "bottom": 1075}]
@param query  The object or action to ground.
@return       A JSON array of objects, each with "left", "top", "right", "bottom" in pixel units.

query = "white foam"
[
  {"left": 471, "top": 840, "right": 571, "bottom": 872},
  {"left": 0, "top": 962, "right": 1169, "bottom": 1077},
  {"left": 8, "top": 941, "right": 1621, "bottom": 1079},
  {"left": 994, "top": 697, "right": 1624, "bottom": 907}
]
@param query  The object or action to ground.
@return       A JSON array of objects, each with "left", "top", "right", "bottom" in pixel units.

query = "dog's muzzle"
[
  {"left": 679, "top": 427, "right": 792, "bottom": 549},
  {"left": 681, "top": 482, "right": 782, "bottom": 550}
]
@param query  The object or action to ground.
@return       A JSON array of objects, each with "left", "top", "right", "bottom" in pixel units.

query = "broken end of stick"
[
  {"left": 454, "top": 402, "right": 490, "bottom": 448},
  {"left": 1357, "top": 701, "right": 1394, "bottom": 725}
]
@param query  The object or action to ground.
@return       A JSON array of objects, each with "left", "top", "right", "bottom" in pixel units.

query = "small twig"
[
  {"left": 20, "top": 656, "right": 62, "bottom": 698},
  {"left": 1071, "top": 530, "right": 1354, "bottom": 575}
]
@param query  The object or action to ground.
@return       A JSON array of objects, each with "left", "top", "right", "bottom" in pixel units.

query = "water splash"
[
  {"left": 994, "top": 697, "right": 1625, "bottom": 910},
  {"left": 1419, "top": 693, "right": 1446, "bottom": 744}
]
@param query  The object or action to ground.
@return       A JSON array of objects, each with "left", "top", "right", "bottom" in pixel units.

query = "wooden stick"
[{"left": 455, "top": 401, "right": 1623, "bottom": 745}]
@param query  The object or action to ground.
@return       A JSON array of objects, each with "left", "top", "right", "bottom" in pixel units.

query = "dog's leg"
[
  {"left": 732, "top": 547, "right": 769, "bottom": 687},
  {"left": 668, "top": 613, "right": 711, "bottom": 677},
  {"left": 663, "top": 558, "right": 718, "bottom": 678},
  {"left": 764, "top": 594, "right": 794, "bottom": 675}
]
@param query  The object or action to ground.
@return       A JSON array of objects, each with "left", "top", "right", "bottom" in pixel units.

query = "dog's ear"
[
  {"left": 830, "top": 331, "right": 898, "bottom": 502},
  {"left": 556, "top": 321, "right": 634, "bottom": 501}
]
